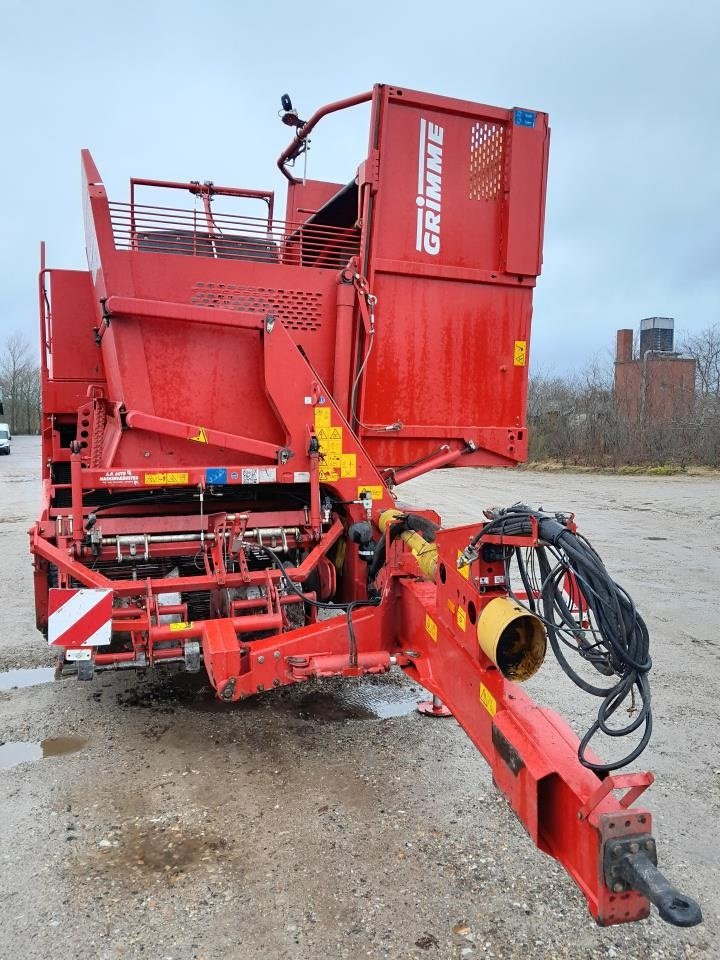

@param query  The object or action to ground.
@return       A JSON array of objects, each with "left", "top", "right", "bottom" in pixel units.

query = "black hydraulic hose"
[
  {"left": 493, "top": 505, "right": 653, "bottom": 773},
  {"left": 515, "top": 548, "right": 536, "bottom": 614},
  {"left": 257, "top": 543, "right": 381, "bottom": 668},
  {"left": 367, "top": 537, "right": 387, "bottom": 584},
  {"left": 404, "top": 514, "right": 440, "bottom": 542}
]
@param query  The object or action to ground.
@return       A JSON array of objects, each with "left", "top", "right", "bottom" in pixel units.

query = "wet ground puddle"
[
  {"left": 290, "top": 684, "right": 420, "bottom": 721},
  {"left": 119, "top": 670, "right": 422, "bottom": 721},
  {"left": 0, "top": 666, "right": 55, "bottom": 691},
  {"left": 186, "top": 678, "right": 420, "bottom": 721},
  {"left": 0, "top": 735, "right": 88, "bottom": 770}
]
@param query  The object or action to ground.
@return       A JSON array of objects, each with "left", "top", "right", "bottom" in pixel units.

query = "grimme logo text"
[{"left": 415, "top": 118, "right": 444, "bottom": 256}]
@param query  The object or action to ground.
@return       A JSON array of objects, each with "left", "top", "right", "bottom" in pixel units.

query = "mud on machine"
[{"left": 31, "top": 84, "right": 701, "bottom": 927}]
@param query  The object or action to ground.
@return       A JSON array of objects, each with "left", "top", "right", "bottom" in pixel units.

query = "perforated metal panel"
[
  {"left": 469, "top": 121, "right": 505, "bottom": 201},
  {"left": 190, "top": 282, "right": 324, "bottom": 331}
]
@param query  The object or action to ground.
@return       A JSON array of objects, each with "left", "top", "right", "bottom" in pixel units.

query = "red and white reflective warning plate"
[{"left": 48, "top": 588, "right": 113, "bottom": 648}]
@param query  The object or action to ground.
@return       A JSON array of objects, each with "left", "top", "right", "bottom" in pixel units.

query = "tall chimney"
[{"left": 616, "top": 329, "right": 633, "bottom": 362}]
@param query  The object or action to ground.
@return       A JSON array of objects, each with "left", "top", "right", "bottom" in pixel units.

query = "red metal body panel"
[
  {"left": 358, "top": 87, "right": 548, "bottom": 466},
  {"left": 285, "top": 179, "right": 346, "bottom": 223},
  {"left": 29, "top": 83, "right": 699, "bottom": 930}
]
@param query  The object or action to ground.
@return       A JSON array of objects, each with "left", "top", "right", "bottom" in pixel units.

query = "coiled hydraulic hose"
[{"left": 473, "top": 505, "right": 652, "bottom": 773}]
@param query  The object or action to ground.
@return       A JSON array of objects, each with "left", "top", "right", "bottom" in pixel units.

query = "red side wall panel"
[{"left": 49, "top": 270, "right": 103, "bottom": 384}]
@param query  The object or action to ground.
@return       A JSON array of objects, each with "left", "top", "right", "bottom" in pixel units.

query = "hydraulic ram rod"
[{"left": 99, "top": 527, "right": 301, "bottom": 546}]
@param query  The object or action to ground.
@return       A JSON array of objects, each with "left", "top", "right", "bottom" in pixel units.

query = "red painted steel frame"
[
  {"left": 29, "top": 83, "right": 689, "bottom": 929},
  {"left": 386, "top": 526, "right": 654, "bottom": 927}
]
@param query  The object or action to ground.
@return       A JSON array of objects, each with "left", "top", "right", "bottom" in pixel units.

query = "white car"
[{"left": 0, "top": 423, "right": 11, "bottom": 455}]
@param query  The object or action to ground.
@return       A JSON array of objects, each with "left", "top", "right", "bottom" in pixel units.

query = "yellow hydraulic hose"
[{"left": 378, "top": 510, "right": 438, "bottom": 580}]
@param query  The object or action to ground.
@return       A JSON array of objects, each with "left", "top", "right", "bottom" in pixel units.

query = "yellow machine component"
[
  {"left": 476, "top": 596, "right": 546, "bottom": 681},
  {"left": 378, "top": 510, "right": 438, "bottom": 580}
]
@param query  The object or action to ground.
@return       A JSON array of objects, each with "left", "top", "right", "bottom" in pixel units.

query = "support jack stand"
[{"left": 417, "top": 694, "right": 452, "bottom": 717}]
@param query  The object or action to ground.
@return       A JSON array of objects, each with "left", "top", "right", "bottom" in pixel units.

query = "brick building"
[{"left": 614, "top": 319, "right": 696, "bottom": 423}]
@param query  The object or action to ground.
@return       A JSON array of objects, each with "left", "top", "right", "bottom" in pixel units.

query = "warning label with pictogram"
[
  {"left": 190, "top": 426, "right": 209, "bottom": 443},
  {"left": 314, "top": 407, "right": 356, "bottom": 481}
]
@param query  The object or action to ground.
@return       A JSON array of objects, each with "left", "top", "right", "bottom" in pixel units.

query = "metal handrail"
[{"left": 109, "top": 202, "right": 360, "bottom": 270}]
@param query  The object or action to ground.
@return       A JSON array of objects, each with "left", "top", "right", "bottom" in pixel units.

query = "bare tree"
[
  {"left": 681, "top": 322, "right": 720, "bottom": 399},
  {"left": 528, "top": 336, "right": 719, "bottom": 469},
  {"left": 0, "top": 331, "right": 41, "bottom": 434}
]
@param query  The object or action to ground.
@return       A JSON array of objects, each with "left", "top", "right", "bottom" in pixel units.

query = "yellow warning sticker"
[
  {"left": 456, "top": 606, "right": 467, "bottom": 632},
  {"left": 425, "top": 614, "right": 438, "bottom": 643},
  {"left": 144, "top": 472, "right": 189, "bottom": 485},
  {"left": 479, "top": 683, "right": 497, "bottom": 716},
  {"left": 340, "top": 453, "right": 357, "bottom": 478},
  {"left": 320, "top": 452, "right": 342, "bottom": 482},
  {"left": 514, "top": 340, "right": 527, "bottom": 366},
  {"left": 457, "top": 550, "right": 470, "bottom": 580},
  {"left": 169, "top": 621, "right": 193, "bottom": 632},
  {"left": 313, "top": 404, "right": 365, "bottom": 486},
  {"left": 314, "top": 407, "right": 331, "bottom": 428},
  {"left": 190, "top": 426, "right": 208, "bottom": 443},
  {"left": 357, "top": 485, "right": 384, "bottom": 501},
  {"left": 316, "top": 410, "right": 355, "bottom": 482}
]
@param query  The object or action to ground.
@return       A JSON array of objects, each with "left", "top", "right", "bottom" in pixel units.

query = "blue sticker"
[
  {"left": 205, "top": 467, "right": 228, "bottom": 485},
  {"left": 513, "top": 108, "right": 536, "bottom": 128}
]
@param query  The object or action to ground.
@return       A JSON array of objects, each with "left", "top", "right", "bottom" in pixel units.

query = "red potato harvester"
[{"left": 31, "top": 84, "right": 701, "bottom": 928}]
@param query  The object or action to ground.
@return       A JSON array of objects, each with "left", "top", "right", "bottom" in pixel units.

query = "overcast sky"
[{"left": 1, "top": 1, "right": 718, "bottom": 373}]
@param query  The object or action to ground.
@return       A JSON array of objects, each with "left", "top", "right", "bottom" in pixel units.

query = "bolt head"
[
  {"left": 612, "top": 882, "right": 624, "bottom": 893},
  {"left": 257, "top": 655, "right": 265, "bottom": 664},
  {"left": 629, "top": 842, "right": 640, "bottom": 854},
  {"left": 274, "top": 651, "right": 281, "bottom": 660},
  {"left": 611, "top": 843, "right": 624, "bottom": 858}
]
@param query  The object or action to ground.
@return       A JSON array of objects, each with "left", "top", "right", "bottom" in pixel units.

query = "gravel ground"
[{"left": 1, "top": 435, "right": 718, "bottom": 960}]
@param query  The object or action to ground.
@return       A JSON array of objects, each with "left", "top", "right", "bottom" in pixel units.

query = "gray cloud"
[{"left": 1, "top": 0, "right": 717, "bottom": 373}]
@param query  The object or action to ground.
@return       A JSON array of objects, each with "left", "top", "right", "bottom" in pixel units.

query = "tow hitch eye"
[{"left": 604, "top": 836, "right": 702, "bottom": 927}]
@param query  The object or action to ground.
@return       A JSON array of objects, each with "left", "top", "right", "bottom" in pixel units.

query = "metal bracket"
[
  {"left": 76, "top": 658, "right": 95, "bottom": 681},
  {"left": 578, "top": 771, "right": 654, "bottom": 821},
  {"left": 184, "top": 641, "right": 201, "bottom": 673}
]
